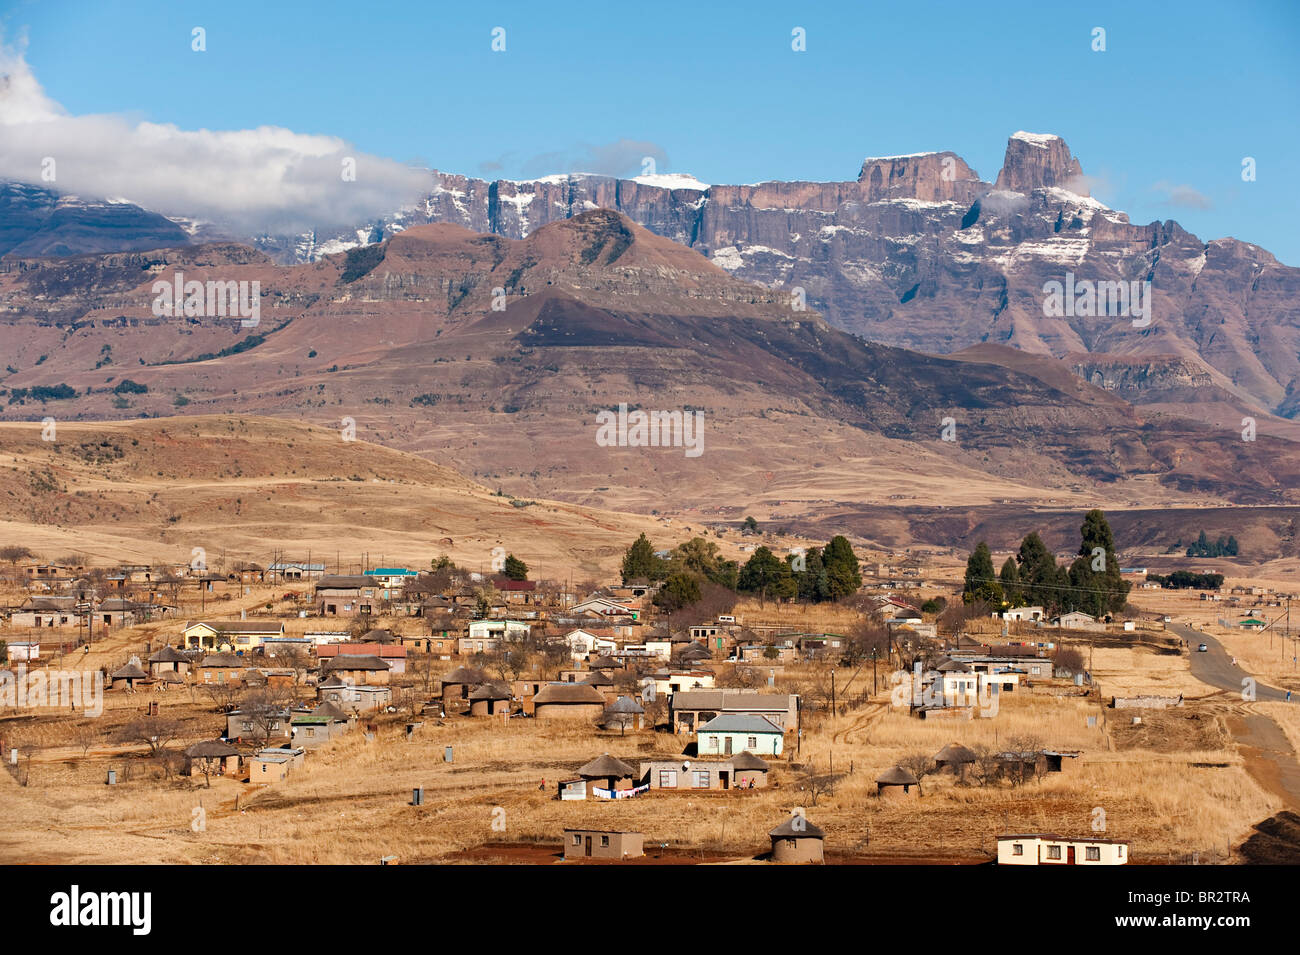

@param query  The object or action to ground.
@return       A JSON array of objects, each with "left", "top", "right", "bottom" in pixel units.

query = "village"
[{"left": 0, "top": 529, "right": 1297, "bottom": 866}]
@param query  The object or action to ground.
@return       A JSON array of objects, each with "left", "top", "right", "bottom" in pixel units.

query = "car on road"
[{"left": 1198, "top": 643, "right": 1209, "bottom": 652}]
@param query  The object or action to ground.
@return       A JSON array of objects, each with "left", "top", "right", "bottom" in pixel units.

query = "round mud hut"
[
  {"left": 731, "top": 751, "right": 770, "bottom": 788},
  {"left": 769, "top": 815, "right": 825, "bottom": 863},
  {"left": 576, "top": 753, "right": 638, "bottom": 792},
  {"left": 600, "top": 695, "right": 645, "bottom": 732},
  {"left": 876, "top": 766, "right": 921, "bottom": 800},
  {"left": 934, "top": 742, "right": 977, "bottom": 778},
  {"left": 532, "top": 682, "right": 606, "bottom": 721},
  {"left": 109, "top": 662, "right": 148, "bottom": 691},
  {"left": 439, "top": 666, "right": 487, "bottom": 701}
]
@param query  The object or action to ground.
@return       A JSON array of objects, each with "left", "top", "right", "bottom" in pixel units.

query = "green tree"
[
  {"left": 653, "top": 573, "right": 702, "bottom": 612},
  {"left": 1076, "top": 509, "right": 1129, "bottom": 616},
  {"left": 742, "top": 515, "right": 759, "bottom": 535},
  {"left": 999, "top": 557, "right": 1021, "bottom": 606},
  {"left": 621, "top": 533, "right": 665, "bottom": 583},
  {"left": 823, "top": 535, "right": 862, "bottom": 599},
  {"left": 669, "top": 537, "right": 738, "bottom": 588},
  {"left": 738, "top": 546, "right": 794, "bottom": 607},
  {"left": 1016, "top": 532, "right": 1058, "bottom": 609},
  {"left": 795, "top": 546, "right": 831, "bottom": 602},
  {"left": 502, "top": 554, "right": 528, "bottom": 581},
  {"left": 963, "top": 541, "right": 1003, "bottom": 606}
]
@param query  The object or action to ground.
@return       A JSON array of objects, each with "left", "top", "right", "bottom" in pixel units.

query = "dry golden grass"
[
  {"left": 0, "top": 658, "right": 1277, "bottom": 865},
  {"left": 0, "top": 416, "right": 674, "bottom": 580},
  {"left": 1213, "top": 628, "right": 1300, "bottom": 691},
  {"left": 1087, "top": 645, "right": 1219, "bottom": 698}
]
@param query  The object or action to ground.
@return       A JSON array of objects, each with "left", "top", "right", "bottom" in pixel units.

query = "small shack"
[
  {"left": 876, "top": 766, "right": 920, "bottom": 800},
  {"left": 563, "top": 828, "right": 644, "bottom": 861},
  {"left": 769, "top": 814, "right": 825, "bottom": 864}
]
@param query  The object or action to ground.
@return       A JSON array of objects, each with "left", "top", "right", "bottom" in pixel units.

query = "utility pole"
[{"left": 831, "top": 669, "right": 836, "bottom": 728}]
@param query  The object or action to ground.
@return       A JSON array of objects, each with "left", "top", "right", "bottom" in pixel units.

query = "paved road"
[{"left": 1170, "top": 622, "right": 1290, "bottom": 702}]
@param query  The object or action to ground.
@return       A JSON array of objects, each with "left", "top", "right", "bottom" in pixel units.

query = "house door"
[
  {"left": 720, "top": 771, "right": 730, "bottom": 790},
  {"left": 724, "top": 737, "right": 733, "bottom": 755},
  {"left": 584, "top": 836, "right": 592, "bottom": 857},
  {"left": 1067, "top": 846, "right": 1075, "bottom": 865}
]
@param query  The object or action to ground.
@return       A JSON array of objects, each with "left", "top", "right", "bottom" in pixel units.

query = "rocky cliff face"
[
  {"left": 2, "top": 211, "right": 1295, "bottom": 507},
  {"left": 8, "top": 132, "right": 1299, "bottom": 425},
  {"left": 993, "top": 132, "right": 1086, "bottom": 193},
  {"left": 302, "top": 132, "right": 1292, "bottom": 424}
]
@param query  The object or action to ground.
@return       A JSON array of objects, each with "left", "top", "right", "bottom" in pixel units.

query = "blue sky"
[{"left": 4, "top": 0, "right": 1299, "bottom": 262}]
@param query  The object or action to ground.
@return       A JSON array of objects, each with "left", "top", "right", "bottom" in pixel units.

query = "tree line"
[
  {"left": 962, "top": 510, "right": 1131, "bottom": 617},
  {"left": 621, "top": 532, "right": 862, "bottom": 611}
]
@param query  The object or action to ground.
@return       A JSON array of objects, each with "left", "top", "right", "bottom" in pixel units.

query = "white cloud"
[
  {"left": 0, "top": 35, "right": 429, "bottom": 235},
  {"left": 1151, "top": 180, "right": 1213, "bottom": 211}
]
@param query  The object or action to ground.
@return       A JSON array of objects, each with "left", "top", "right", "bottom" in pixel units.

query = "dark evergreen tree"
[
  {"left": 999, "top": 557, "right": 1021, "bottom": 606},
  {"left": 621, "top": 533, "right": 665, "bottom": 583},
  {"left": 1016, "top": 532, "right": 1058, "bottom": 609},
  {"left": 738, "top": 546, "right": 794, "bottom": 606},
  {"left": 963, "top": 541, "right": 1003, "bottom": 606},
  {"left": 502, "top": 554, "right": 528, "bottom": 581},
  {"left": 823, "top": 535, "right": 863, "bottom": 599}
]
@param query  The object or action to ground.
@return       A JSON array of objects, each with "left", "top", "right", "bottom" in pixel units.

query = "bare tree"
[
  {"left": 968, "top": 744, "right": 1002, "bottom": 787},
  {"left": 0, "top": 545, "right": 32, "bottom": 582},
  {"left": 842, "top": 616, "right": 890, "bottom": 666},
  {"left": 240, "top": 691, "right": 290, "bottom": 749},
  {"left": 899, "top": 752, "right": 937, "bottom": 789},
  {"left": 601, "top": 709, "right": 637, "bottom": 736},
  {"left": 1004, "top": 734, "right": 1043, "bottom": 787},
  {"left": 71, "top": 723, "right": 97, "bottom": 758},
  {"left": 278, "top": 646, "right": 313, "bottom": 689},
  {"left": 201, "top": 680, "right": 245, "bottom": 714},
  {"left": 116, "top": 716, "right": 184, "bottom": 757},
  {"left": 798, "top": 761, "right": 837, "bottom": 806}
]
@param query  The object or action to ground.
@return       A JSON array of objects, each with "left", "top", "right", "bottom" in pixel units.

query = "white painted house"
[
  {"left": 997, "top": 834, "right": 1128, "bottom": 866},
  {"left": 562, "top": 628, "right": 616, "bottom": 660},
  {"left": 1001, "top": 606, "right": 1044, "bottom": 623},
  {"left": 467, "top": 619, "right": 531, "bottom": 642},
  {"left": 696, "top": 714, "right": 784, "bottom": 757}
]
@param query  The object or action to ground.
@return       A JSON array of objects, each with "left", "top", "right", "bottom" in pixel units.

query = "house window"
[
  {"left": 747, "top": 737, "right": 757, "bottom": 748},
  {"left": 693, "top": 771, "right": 710, "bottom": 788},
  {"left": 1086, "top": 846, "right": 1101, "bottom": 861},
  {"left": 600, "top": 836, "right": 609, "bottom": 847},
  {"left": 1012, "top": 843, "right": 1023, "bottom": 856},
  {"left": 659, "top": 770, "right": 677, "bottom": 788},
  {"left": 1118, "top": 845, "right": 1124, "bottom": 857},
  {"left": 1046, "top": 845, "right": 1062, "bottom": 860},
  {"left": 572, "top": 834, "right": 581, "bottom": 845},
  {"left": 708, "top": 736, "right": 719, "bottom": 749}
]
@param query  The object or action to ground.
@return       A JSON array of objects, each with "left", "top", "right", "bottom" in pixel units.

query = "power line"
[{"left": 960, "top": 573, "right": 1133, "bottom": 598}]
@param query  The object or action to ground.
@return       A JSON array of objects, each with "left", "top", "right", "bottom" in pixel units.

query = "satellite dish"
[{"left": 682, "top": 761, "right": 691, "bottom": 771}]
